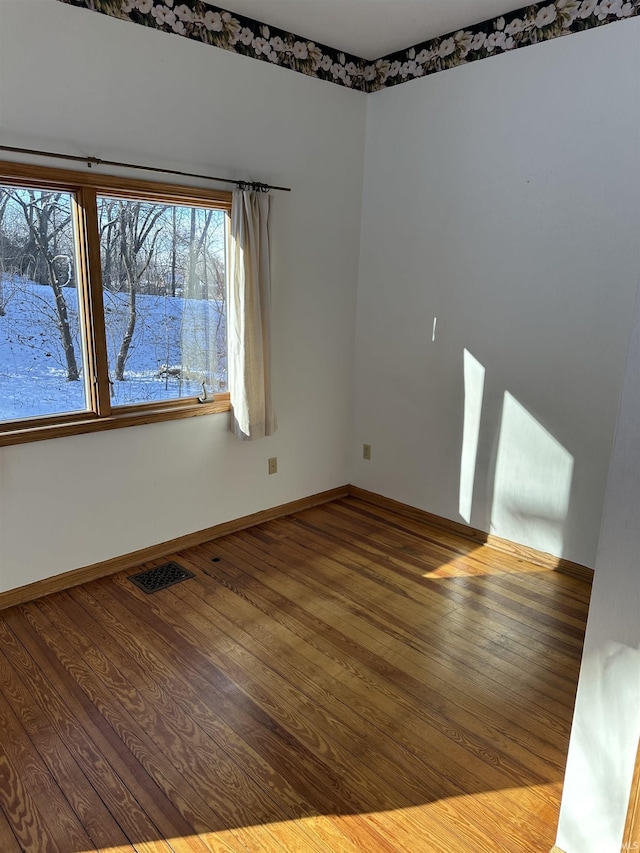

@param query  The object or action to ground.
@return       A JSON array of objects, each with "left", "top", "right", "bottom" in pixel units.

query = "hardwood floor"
[{"left": 0, "top": 496, "right": 591, "bottom": 853}]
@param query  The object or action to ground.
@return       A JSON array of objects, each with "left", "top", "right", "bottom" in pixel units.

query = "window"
[{"left": 0, "top": 161, "right": 231, "bottom": 446}]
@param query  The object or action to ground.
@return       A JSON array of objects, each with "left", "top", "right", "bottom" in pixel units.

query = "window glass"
[
  {"left": 0, "top": 163, "right": 231, "bottom": 445},
  {"left": 0, "top": 185, "right": 89, "bottom": 421},
  {"left": 98, "top": 196, "right": 227, "bottom": 407}
]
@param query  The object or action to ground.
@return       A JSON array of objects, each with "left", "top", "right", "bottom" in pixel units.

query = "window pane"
[
  {"left": 0, "top": 185, "right": 89, "bottom": 422},
  {"left": 98, "top": 196, "right": 227, "bottom": 407}
]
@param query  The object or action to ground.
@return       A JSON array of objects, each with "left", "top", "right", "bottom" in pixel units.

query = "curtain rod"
[{"left": 0, "top": 144, "right": 291, "bottom": 193}]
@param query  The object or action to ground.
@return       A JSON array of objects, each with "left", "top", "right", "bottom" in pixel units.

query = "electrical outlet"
[
  {"left": 268, "top": 457, "right": 278, "bottom": 475},
  {"left": 363, "top": 444, "right": 371, "bottom": 461}
]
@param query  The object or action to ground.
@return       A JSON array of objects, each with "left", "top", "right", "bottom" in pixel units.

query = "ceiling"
[{"left": 214, "top": 0, "right": 531, "bottom": 59}]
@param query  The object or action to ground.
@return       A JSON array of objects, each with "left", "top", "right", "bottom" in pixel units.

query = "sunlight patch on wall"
[
  {"left": 458, "top": 349, "right": 485, "bottom": 524},
  {"left": 558, "top": 640, "right": 640, "bottom": 853},
  {"left": 490, "top": 392, "right": 573, "bottom": 557}
]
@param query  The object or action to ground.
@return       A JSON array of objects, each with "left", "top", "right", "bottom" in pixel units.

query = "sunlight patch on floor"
[
  {"left": 87, "top": 782, "right": 562, "bottom": 853},
  {"left": 421, "top": 542, "right": 557, "bottom": 578}
]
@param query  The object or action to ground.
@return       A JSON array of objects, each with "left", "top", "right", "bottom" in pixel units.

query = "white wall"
[
  {"left": 0, "top": 3, "right": 637, "bottom": 591},
  {"left": 556, "top": 284, "right": 640, "bottom": 853},
  {"left": 351, "top": 19, "right": 640, "bottom": 568},
  {"left": 0, "top": 0, "right": 367, "bottom": 592}
]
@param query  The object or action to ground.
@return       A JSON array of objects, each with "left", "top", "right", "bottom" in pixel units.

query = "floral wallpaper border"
[
  {"left": 57, "top": 0, "right": 639, "bottom": 92},
  {"left": 367, "top": 0, "right": 639, "bottom": 91}
]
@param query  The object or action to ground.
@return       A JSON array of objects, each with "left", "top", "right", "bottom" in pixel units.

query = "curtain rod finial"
[{"left": 236, "top": 180, "right": 271, "bottom": 193}]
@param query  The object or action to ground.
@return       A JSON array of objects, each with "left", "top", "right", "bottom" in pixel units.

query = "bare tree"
[
  {"left": 0, "top": 192, "right": 15, "bottom": 316},
  {"left": 113, "top": 200, "right": 167, "bottom": 381},
  {"left": 7, "top": 190, "right": 79, "bottom": 381}
]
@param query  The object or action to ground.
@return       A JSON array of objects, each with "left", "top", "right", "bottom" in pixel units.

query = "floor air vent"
[{"left": 128, "top": 561, "right": 195, "bottom": 594}]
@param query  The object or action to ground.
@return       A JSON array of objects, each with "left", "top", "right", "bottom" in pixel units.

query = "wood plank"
[
  {"left": 103, "top": 570, "right": 526, "bottom": 853},
  {"left": 172, "top": 548, "right": 564, "bottom": 848},
  {"left": 0, "top": 642, "right": 135, "bottom": 853},
  {"left": 67, "top": 586, "right": 347, "bottom": 836},
  {"left": 208, "top": 527, "right": 575, "bottom": 758},
  {"left": 97, "top": 575, "right": 409, "bottom": 853},
  {"left": 0, "top": 683, "right": 94, "bottom": 853},
  {"left": 297, "top": 502, "right": 587, "bottom": 656},
  {"left": 0, "top": 749, "right": 61, "bottom": 853},
  {"left": 242, "top": 512, "right": 583, "bottom": 711},
  {"left": 0, "top": 616, "right": 200, "bottom": 853},
  {"left": 37, "top": 592, "right": 305, "bottom": 853},
  {"left": 0, "top": 809, "right": 22, "bottom": 853},
  {"left": 264, "top": 504, "right": 587, "bottom": 659},
  {"left": 21, "top": 599, "right": 262, "bottom": 853},
  {"left": 183, "top": 541, "right": 561, "bottom": 803},
  {"left": 0, "top": 495, "right": 589, "bottom": 852},
  {"left": 277, "top": 504, "right": 589, "bottom": 654}
]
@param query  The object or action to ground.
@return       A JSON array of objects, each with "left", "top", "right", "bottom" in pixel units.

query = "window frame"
[{"left": 0, "top": 160, "right": 232, "bottom": 447}]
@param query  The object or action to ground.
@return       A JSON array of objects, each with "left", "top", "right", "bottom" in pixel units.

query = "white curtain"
[{"left": 228, "top": 189, "right": 277, "bottom": 440}]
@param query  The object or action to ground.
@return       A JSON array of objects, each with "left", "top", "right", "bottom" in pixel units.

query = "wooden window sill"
[{"left": 0, "top": 394, "right": 230, "bottom": 447}]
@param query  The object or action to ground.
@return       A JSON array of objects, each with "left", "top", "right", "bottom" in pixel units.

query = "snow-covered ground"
[{"left": 0, "top": 277, "right": 227, "bottom": 422}]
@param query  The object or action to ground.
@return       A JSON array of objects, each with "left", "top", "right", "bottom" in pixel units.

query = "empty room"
[{"left": 0, "top": 0, "right": 638, "bottom": 851}]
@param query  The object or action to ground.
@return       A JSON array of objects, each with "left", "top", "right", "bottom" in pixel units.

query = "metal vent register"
[{"left": 128, "top": 562, "right": 195, "bottom": 594}]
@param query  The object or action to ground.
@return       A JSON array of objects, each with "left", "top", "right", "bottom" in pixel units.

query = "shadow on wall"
[
  {"left": 459, "top": 349, "right": 485, "bottom": 525},
  {"left": 459, "top": 348, "right": 574, "bottom": 559}
]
